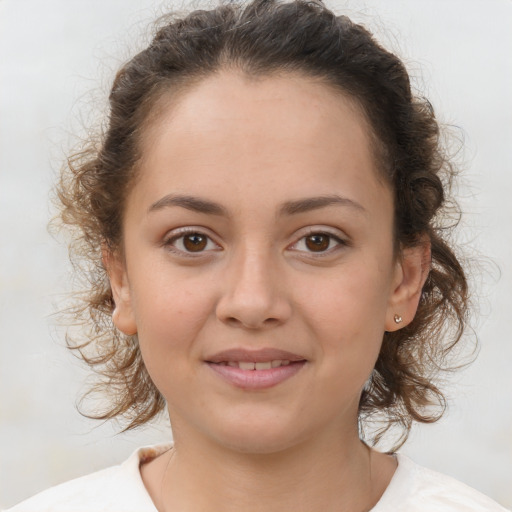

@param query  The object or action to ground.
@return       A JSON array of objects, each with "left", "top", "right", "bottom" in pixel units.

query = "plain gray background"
[{"left": 1, "top": 0, "right": 511, "bottom": 508}]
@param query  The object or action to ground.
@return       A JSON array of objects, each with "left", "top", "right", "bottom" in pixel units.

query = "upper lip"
[{"left": 206, "top": 348, "right": 307, "bottom": 363}]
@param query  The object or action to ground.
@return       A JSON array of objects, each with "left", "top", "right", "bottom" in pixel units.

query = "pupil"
[
  {"left": 306, "top": 234, "right": 329, "bottom": 252},
  {"left": 184, "top": 234, "right": 207, "bottom": 252}
]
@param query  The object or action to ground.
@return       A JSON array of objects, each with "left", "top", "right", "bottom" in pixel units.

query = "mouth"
[
  {"left": 212, "top": 359, "right": 294, "bottom": 370},
  {"left": 205, "top": 348, "right": 307, "bottom": 389}
]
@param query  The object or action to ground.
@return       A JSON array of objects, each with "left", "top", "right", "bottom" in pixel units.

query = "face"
[{"left": 109, "top": 71, "right": 426, "bottom": 454}]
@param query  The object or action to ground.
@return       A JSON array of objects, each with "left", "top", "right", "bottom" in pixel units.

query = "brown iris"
[
  {"left": 305, "top": 234, "right": 330, "bottom": 252},
  {"left": 183, "top": 233, "right": 208, "bottom": 252}
]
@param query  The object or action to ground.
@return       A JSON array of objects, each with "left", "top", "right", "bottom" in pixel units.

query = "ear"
[
  {"left": 385, "top": 238, "right": 431, "bottom": 331},
  {"left": 102, "top": 246, "right": 137, "bottom": 336}
]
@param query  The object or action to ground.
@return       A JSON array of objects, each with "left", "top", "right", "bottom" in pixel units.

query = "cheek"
[
  {"left": 132, "top": 256, "right": 211, "bottom": 323},
  {"left": 298, "top": 257, "right": 392, "bottom": 368},
  {"left": 132, "top": 269, "right": 216, "bottom": 368},
  {"left": 306, "top": 262, "right": 391, "bottom": 330}
]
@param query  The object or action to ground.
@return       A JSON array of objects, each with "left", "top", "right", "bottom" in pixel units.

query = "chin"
[{"left": 199, "top": 412, "right": 311, "bottom": 455}]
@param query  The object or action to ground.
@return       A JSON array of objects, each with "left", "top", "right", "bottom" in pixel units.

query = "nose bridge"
[
  {"left": 216, "top": 239, "right": 290, "bottom": 329},
  {"left": 237, "top": 240, "right": 272, "bottom": 286}
]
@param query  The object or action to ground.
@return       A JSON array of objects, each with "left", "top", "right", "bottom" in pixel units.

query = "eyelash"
[
  {"left": 288, "top": 229, "right": 349, "bottom": 256},
  {"left": 162, "top": 228, "right": 349, "bottom": 257},
  {"left": 163, "top": 228, "right": 221, "bottom": 257}
]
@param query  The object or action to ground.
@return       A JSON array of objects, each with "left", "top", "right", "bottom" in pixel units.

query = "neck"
[{"left": 144, "top": 425, "right": 395, "bottom": 512}]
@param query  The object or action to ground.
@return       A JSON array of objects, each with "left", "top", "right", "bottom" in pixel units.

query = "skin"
[{"left": 107, "top": 70, "right": 430, "bottom": 512}]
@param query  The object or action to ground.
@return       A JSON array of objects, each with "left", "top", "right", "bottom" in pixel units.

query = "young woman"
[{"left": 5, "top": 0, "right": 509, "bottom": 510}]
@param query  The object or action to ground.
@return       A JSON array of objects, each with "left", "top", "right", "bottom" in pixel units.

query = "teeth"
[
  {"left": 238, "top": 361, "right": 256, "bottom": 370},
  {"left": 220, "top": 360, "right": 294, "bottom": 370},
  {"left": 255, "top": 361, "right": 272, "bottom": 370}
]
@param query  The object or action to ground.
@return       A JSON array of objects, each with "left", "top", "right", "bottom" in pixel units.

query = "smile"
[
  {"left": 205, "top": 348, "right": 307, "bottom": 389},
  {"left": 213, "top": 360, "right": 292, "bottom": 370}
]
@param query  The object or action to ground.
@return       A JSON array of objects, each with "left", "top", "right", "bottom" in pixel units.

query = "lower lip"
[{"left": 206, "top": 361, "right": 306, "bottom": 389}]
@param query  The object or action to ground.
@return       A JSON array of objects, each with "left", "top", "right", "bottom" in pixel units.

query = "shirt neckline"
[{"left": 128, "top": 444, "right": 411, "bottom": 511}]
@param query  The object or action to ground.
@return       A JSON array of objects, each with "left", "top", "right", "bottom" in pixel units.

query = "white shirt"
[{"left": 4, "top": 444, "right": 509, "bottom": 511}]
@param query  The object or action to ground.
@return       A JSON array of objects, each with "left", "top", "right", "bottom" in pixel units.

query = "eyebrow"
[
  {"left": 148, "top": 194, "right": 228, "bottom": 216},
  {"left": 279, "top": 195, "right": 367, "bottom": 216},
  {"left": 148, "top": 193, "right": 366, "bottom": 217}
]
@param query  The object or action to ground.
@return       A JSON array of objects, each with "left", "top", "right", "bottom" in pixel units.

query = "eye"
[
  {"left": 290, "top": 231, "right": 347, "bottom": 254},
  {"left": 304, "top": 233, "right": 331, "bottom": 252},
  {"left": 164, "top": 230, "right": 220, "bottom": 254}
]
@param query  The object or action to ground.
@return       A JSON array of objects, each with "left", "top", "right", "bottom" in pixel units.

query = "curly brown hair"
[{"left": 56, "top": 0, "right": 469, "bottom": 447}]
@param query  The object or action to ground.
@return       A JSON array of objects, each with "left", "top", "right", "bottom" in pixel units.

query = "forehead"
[
  {"left": 134, "top": 70, "right": 390, "bottom": 217},
  {"left": 142, "top": 70, "right": 373, "bottom": 158}
]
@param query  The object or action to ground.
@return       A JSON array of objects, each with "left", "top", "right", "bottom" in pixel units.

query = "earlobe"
[
  {"left": 102, "top": 246, "right": 137, "bottom": 336},
  {"left": 386, "top": 239, "right": 431, "bottom": 331}
]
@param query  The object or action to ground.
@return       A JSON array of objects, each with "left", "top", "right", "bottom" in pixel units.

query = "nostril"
[{"left": 224, "top": 316, "right": 279, "bottom": 329}]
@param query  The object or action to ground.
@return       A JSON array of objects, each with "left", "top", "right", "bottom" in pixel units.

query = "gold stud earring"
[{"left": 394, "top": 314, "right": 403, "bottom": 324}]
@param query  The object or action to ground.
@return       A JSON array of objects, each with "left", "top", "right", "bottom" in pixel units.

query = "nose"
[{"left": 215, "top": 245, "right": 292, "bottom": 330}]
